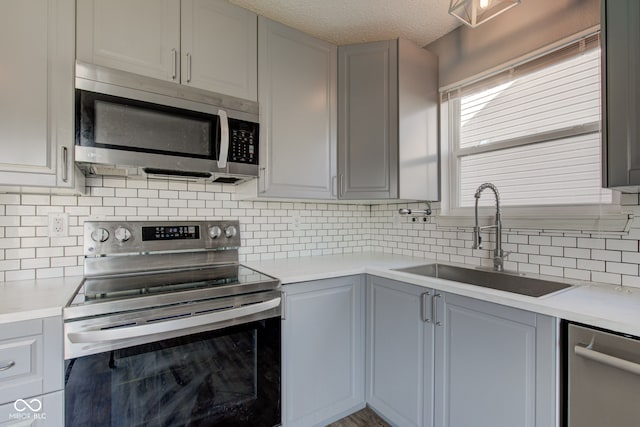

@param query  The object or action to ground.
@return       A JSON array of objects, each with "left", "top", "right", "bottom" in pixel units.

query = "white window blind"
[{"left": 445, "top": 33, "right": 612, "bottom": 208}]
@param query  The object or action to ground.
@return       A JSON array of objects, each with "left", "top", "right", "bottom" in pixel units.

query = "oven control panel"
[{"left": 84, "top": 221, "right": 241, "bottom": 256}]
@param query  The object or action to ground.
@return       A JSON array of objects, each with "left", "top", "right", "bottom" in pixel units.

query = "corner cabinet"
[
  {"left": 601, "top": 0, "right": 640, "bottom": 191},
  {"left": 338, "top": 40, "right": 439, "bottom": 200},
  {"left": 258, "top": 17, "right": 337, "bottom": 199},
  {"left": 77, "top": 0, "right": 258, "bottom": 101},
  {"left": 282, "top": 276, "right": 365, "bottom": 427},
  {"left": 0, "top": 0, "right": 79, "bottom": 189},
  {"left": 366, "top": 276, "right": 434, "bottom": 427},
  {"left": 366, "top": 276, "right": 558, "bottom": 427}
]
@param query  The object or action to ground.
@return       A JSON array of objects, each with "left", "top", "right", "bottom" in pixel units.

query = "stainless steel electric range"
[{"left": 63, "top": 220, "right": 282, "bottom": 427}]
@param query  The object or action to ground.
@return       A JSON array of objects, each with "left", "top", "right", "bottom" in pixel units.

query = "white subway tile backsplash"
[
  {"left": 1, "top": 182, "right": 640, "bottom": 286},
  {"left": 577, "top": 238, "right": 605, "bottom": 249},
  {"left": 605, "top": 262, "right": 639, "bottom": 276},
  {"left": 606, "top": 239, "right": 638, "bottom": 252},
  {"left": 591, "top": 249, "right": 622, "bottom": 262},
  {"left": 591, "top": 271, "right": 622, "bottom": 285}
]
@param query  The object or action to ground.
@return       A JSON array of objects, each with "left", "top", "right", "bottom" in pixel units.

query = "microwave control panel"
[{"left": 228, "top": 119, "right": 259, "bottom": 165}]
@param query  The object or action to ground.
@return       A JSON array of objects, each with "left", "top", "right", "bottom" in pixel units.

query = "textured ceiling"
[{"left": 229, "top": 0, "right": 462, "bottom": 47}]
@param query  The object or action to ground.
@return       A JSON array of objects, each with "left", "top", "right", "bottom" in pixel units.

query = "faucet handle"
[{"left": 472, "top": 227, "right": 482, "bottom": 249}]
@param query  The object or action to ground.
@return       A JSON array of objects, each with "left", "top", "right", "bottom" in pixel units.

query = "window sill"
[{"left": 435, "top": 213, "right": 633, "bottom": 233}]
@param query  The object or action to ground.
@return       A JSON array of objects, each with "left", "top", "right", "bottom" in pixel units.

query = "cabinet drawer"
[
  {"left": 0, "top": 338, "right": 40, "bottom": 384},
  {"left": 0, "top": 318, "right": 62, "bottom": 406}
]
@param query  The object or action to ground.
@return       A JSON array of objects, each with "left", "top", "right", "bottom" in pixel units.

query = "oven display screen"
[{"left": 142, "top": 225, "right": 200, "bottom": 241}]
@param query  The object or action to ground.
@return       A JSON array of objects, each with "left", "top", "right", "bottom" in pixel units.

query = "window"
[{"left": 443, "top": 33, "right": 613, "bottom": 211}]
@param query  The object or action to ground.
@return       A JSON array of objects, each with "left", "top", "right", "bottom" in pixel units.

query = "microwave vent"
[
  {"left": 212, "top": 176, "right": 242, "bottom": 184},
  {"left": 142, "top": 168, "right": 212, "bottom": 179}
]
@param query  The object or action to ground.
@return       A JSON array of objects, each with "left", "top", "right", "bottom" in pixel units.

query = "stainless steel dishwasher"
[{"left": 567, "top": 322, "right": 640, "bottom": 427}]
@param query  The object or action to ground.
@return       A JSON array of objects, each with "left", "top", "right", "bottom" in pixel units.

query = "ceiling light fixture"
[{"left": 448, "top": 0, "right": 520, "bottom": 28}]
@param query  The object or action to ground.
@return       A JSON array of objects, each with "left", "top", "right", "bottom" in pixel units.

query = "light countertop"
[
  {"left": 245, "top": 252, "right": 640, "bottom": 337},
  {"left": 0, "top": 276, "right": 82, "bottom": 324},
  {"left": 1, "top": 252, "right": 638, "bottom": 338}
]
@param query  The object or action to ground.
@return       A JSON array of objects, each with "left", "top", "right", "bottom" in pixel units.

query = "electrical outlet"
[
  {"left": 291, "top": 211, "right": 301, "bottom": 231},
  {"left": 48, "top": 213, "right": 68, "bottom": 237}
]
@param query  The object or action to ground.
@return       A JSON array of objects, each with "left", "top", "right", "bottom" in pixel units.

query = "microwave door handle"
[
  {"left": 217, "top": 109, "right": 229, "bottom": 169},
  {"left": 67, "top": 297, "right": 281, "bottom": 344}
]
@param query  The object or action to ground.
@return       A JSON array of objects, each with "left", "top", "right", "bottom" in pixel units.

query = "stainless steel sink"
[{"left": 393, "top": 263, "right": 571, "bottom": 297}]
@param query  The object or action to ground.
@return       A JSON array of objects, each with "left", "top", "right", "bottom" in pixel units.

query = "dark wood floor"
[{"left": 326, "top": 407, "right": 391, "bottom": 427}]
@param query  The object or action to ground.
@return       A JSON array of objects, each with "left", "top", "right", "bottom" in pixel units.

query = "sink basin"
[{"left": 393, "top": 264, "right": 571, "bottom": 297}]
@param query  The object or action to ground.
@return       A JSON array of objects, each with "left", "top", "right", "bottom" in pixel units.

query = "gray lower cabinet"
[
  {"left": 601, "top": 0, "right": 640, "bottom": 191},
  {"left": 366, "top": 276, "right": 435, "bottom": 427},
  {"left": 0, "top": 317, "right": 64, "bottom": 426},
  {"left": 258, "top": 16, "right": 337, "bottom": 199},
  {"left": 434, "top": 292, "right": 557, "bottom": 427},
  {"left": 282, "top": 276, "right": 365, "bottom": 427},
  {"left": 337, "top": 39, "right": 439, "bottom": 200},
  {"left": 366, "top": 276, "right": 558, "bottom": 427}
]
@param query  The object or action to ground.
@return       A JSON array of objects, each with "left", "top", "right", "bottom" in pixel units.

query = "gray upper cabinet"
[
  {"left": 77, "top": 0, "right": 258, "bottom": 101},
  {"left": 601, "top": 0, "right": 640, "bottom": 191},
  {"left": 0, "top": 0, "right": 79, "bottom": 189},
  {"left": 338, "top": 39, "right": 439, "bottom": 200},
  {"left": 258, "top": 17, "right": 337, "bottom": 199}
]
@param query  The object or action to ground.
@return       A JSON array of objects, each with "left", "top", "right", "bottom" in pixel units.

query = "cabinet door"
[
  {"left": 0, "top": 0, "right": 76, "bottom": 188},
  {"left": 0, "top": 390, "right": 63, "bottom": 427},
  {"left": 182, "top": 0, "right": 257, "bottom": 100},
  {"left": 602, "top": 0, "right": 640, "bottom": 189},
  {"left": 77, "top": 0, "right": 180, "bottom": 82},
  {"left": 258, "top": 17, "right": 337, "bottom": 199},
  {"left": 366, "top": 276, "right": 433, "bottom": 427},
  {"left": 338, "top": 41, "right": 398, "bottom": 199},
  {"left": 282, "top": 276, "right": 365, "bottom": 427},
  {"left": 434, "top": 293, "right": 557, "bottom": 427}
]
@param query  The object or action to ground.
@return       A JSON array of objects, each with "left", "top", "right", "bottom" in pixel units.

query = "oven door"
[{"left": 64, "top": 291, "right": 281, "bottom": 427}]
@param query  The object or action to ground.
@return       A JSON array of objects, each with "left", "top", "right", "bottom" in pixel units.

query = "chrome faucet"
[{"left": 472, "top": 183, "right": 509, "bottom": 272}]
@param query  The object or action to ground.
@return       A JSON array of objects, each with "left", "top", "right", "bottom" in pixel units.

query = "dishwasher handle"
[
  {"left": 68, "top": 297, "right": 280, "bottom": 344},
  {"left": 574, "top": 343, "right": 640, "bottom": 376}
]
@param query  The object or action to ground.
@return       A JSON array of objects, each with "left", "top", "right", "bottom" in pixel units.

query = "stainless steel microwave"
[{"left": 74, "top": 62, "right": 259, "bottom": 184}]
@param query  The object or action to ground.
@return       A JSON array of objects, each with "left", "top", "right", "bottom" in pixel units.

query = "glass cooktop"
[{"left": 65, "top": 264, "right": 279, "bottom": 320}]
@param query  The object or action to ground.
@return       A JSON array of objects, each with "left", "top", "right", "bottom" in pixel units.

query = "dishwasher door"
[{"left": 568, "top": 323, "right": 640, "bottom": 427}]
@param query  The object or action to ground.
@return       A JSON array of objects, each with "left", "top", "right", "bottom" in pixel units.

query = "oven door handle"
[{"left": 67, "top": 297, "right": 280, "bottom": 344}]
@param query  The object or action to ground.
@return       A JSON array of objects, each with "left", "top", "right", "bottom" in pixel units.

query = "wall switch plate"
[{"left": 48, "top": 213, "right": 69, "bottom": 237}]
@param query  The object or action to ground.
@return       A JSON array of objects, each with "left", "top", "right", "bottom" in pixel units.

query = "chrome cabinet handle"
[
  {"left": 421, "top": 292, "right": 432, "bottom": 323},
  {"left": 61, "top": 146, "right": 68, "bottom": 182},
  {"left": 281, "top": 292, "right": 287, "bottom": 320},
  {"left": 186, "top": 52, "right": 192, "bottom": 83},
  {"left": 575, "top": 344, "right": 640, "bottom": 375},
  {"left": 331, "top": 176, "right": 337, "bottom": 198},
  {"left": 171, "top": 48, "right": 177, "bottom": 80},
  {"left": 339, "top": 174, "right": 345, "bottom": 197},
  {"left": 433, "top": 293, "right": 442, "bottom": 326},
  {"left": 0, "top": 360, "right": 15, "bottom": 372}
]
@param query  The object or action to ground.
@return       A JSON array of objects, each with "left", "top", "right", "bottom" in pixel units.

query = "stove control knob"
[
  {"left": 225, "top": 225, "right": 237, "bottom": 238},
  {"left": 114, "top": 227, "right": 132, "bottom": 243},
  {"left": 91, "top": 228, "right": 109, "bottom": 243},
  {"left": 208, "top": 226, "right": 222, "bottom": 239}
]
